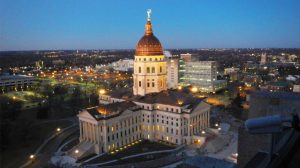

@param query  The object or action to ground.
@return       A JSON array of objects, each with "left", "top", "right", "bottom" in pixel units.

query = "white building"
[
  {"left": 0, "top": 75, "right": 35, "bottom": 88},
  {"left": 166, "top": 58, "right": 179, "bottom": 89},
  {"left": 111, "top": 59, "right": 134, "bottom": 72},
  {"left": 70, "top": 10, "right": 211, "bottom": 160},
  {"left": 260, "top": 53, "right": 267, "bottom": 65}
]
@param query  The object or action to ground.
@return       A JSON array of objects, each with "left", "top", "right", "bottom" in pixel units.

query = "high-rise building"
[
  {"left": 35, "top": 60, "right": 44, "bottom": 70},
  {"left": 180, "top": 53, "right": 192, "bottom": 62},
  {"left": 179, "top": 61, "right": 226, "bottom": 92},
  {"left": 166, "top": 58, "right": 179, "bottom": 89},
  {"left": 260, "top": 53, "right": 267, "bottom": 65}
]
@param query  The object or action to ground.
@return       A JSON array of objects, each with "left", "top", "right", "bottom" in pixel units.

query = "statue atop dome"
[{"left": 147, "top": 9, "right": 152, "bottom": 20}]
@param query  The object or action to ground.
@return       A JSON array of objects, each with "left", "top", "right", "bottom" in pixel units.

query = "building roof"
[
  {"left": 106, "top": 89, "right": 204, "bottom": 110},
  {"left": 0, "top": 75, "right": 34, "bottom": 80},
  {"left": 85, "top": 101, "right": 139, "bottom": 120},
  {"left": 135, "top": 17, "right": 163, "bottom": 56},
  {"left": 251, "top": 91, "right": 300, "bottom": 100},
  {"left": 183, "top": 156, "right": 236, "bottom": 168},
  {"left": 134, "top": 90, "right": 202, "bottom": 108}
]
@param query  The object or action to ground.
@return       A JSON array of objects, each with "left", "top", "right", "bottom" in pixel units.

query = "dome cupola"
[{"left": 135, "top": 9, "right": 163, "bottom": 56}]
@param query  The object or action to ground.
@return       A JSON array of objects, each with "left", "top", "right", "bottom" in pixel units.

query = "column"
[{"left": 79, "top": 121, "right": 83, "bottom": 141}]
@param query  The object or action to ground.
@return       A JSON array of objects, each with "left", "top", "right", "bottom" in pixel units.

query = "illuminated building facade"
[
  {"left": 71, "top": 10, "right": 210, "bottom": 160},
  {"left": 179, "top": 61, "right": 226, "bottom": 92}
]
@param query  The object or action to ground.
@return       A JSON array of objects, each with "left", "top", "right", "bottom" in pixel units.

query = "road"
[{"left": 25, "top": 125, "right": 79, "bottom": 168}]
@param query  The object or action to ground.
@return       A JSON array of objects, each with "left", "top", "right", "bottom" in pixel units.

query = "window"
[
  {"left": 147, "top": 82, "right": 150, "bottom": 87},
  {"left": 152, "top": 67, "right": 155, "bottom": 73},
  {"left": 160, "top": 66, "right": 162, "bottom": 72},
  {"left": 147, "top": 67, "right": 150, "bottom": 73},
  {"left": 150, "top": 58, "right": 152, "bottom": 61},
  {"left": 139, "top": 67, "right": 141, "bottom": 73},
  {"left": 144, "top": 58, "right": 146, "bottom": 61},
  {"left": 139, "top": 81, "right": 142, "bottom": 87},
  {"left": 152, "top": 82, "right": 155, "bottom": 87}
]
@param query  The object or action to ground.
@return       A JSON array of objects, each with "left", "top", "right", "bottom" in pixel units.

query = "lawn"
[
  {"left": 86, "top": 140, "right": 175, "bottom": 164},
  {"left": 0, "top": 120, "right": 73, "bottom": 168}
]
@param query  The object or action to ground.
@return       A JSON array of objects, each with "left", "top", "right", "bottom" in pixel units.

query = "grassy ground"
[
  {"left": 86, "top": 140, "right": 175, "bottom": 164},
  {"left": 0, "top": 120, "right": 73, "bottom": 168}
]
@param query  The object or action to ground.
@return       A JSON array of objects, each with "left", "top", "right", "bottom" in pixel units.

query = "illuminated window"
[{"left": 147, "top": 134, "right": 150, "bottom": 139}]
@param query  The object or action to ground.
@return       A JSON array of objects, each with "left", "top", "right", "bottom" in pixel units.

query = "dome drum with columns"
[{"left": 133, "top": 10, "right": 167, "bottom": 96}]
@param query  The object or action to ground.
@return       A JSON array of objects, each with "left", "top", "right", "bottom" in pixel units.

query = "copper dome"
[{"left": 135, "top": 19, "right": 163, "bottom": 56}]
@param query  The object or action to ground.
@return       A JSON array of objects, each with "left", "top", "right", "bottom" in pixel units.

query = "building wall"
[
  {"left": 293, "top": 85, "right": 300, "bottom": 92},
  {"left": 237, "top": 92, "right": 300, "bottom": 168},
  {"left": 133, "top": 55, "right": 167, "bottom": 96},
  {"left": 179, "top": 61, "right": 219, "bottom": 92},
  {"left": 78, "top": 96, "right": 211, "bottom": 155},
  {"left": 166, "top": 58, "right": 178, "bottom": 89}
]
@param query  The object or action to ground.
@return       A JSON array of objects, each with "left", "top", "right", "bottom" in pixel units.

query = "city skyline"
[{"left": 1, "top": 0, "right": 300, "bottom": 51}]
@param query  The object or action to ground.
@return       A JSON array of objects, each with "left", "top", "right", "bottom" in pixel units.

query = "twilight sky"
[{"left": 1, "top": 0, "right": 300, "bottom": 51}]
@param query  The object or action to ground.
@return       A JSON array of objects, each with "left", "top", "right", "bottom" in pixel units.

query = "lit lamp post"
[
  {"left": 29, "top": 154, "right": 35, "bottom": 163},
  {"left": 75, "top": 149, "right": 79, "bottom": 154},
  {"left": 99, "top": 89, "right": 106, "bottom": 95},
  {"left": 56, "top": 128, "right": 61, "bottom": 132}
]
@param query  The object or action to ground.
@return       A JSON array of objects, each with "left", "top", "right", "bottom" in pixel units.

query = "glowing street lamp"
[
  {"left": 99, "top": 89, "right": 106, "bottom": 95},
  {"left": 215, "top": 123, "right": 219, "bottom": 127},
  {"left": 30, "top": 154, "right": 35, "bottom": 159},
  {"left": 191, "top": 87, "right": 198, "bottom": 93},
  {"left": 56, "top": 128, "right": 61, "bottom": 132},
  {"left": 75, "top": 149, "right": 79, "bottom": 154}
]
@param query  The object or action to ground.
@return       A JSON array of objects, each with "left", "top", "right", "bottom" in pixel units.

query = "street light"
[
  {"left": 75, "top": 149, "right": 79, "bottom": 154},
  {"left": 30, "top": 154, "right": 34, "bottom": 159},
  {"left": 215, "top": 123, "right": 219, "bottom": 127},
  {"left": 191, "top": 87, "right": 198, "bottom": 93},
  {"left": 99, "top": 89, "right": 106, "bottom": 95},
  {"left": 56, "top": 128, "right": 61, "bottom": 132}
]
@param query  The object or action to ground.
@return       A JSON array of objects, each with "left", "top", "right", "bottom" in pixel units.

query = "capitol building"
[{"left": 70, "top": 11, "right": 211, "bottom": 159}]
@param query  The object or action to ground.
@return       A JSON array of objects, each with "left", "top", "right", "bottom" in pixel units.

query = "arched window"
[
  {"left": 152, "top": 67, "right": 155, "bottom": 73},
  {"left": 147, "top": 67, "right": 150, "bottom": 73}
]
